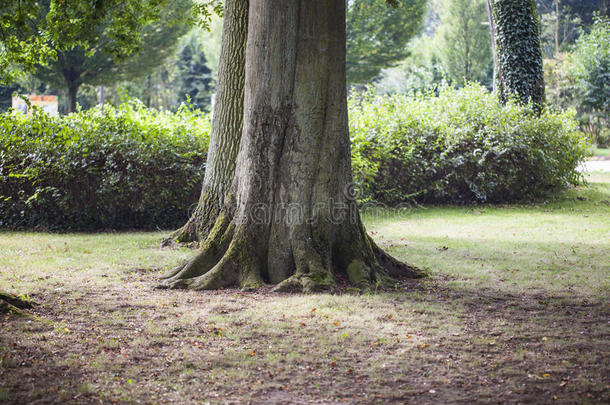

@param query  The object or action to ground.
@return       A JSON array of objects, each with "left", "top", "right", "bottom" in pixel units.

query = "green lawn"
[
  {"left": 591, "top": 147, "right": 610, "bottom": 157},
  {"left": 0, "top": 173, "right": 608, "bottom": 404}
]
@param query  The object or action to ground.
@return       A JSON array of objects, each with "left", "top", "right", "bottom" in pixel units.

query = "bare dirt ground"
[{"left": 1, "top": 270, "right": 608, "bottom": 404}]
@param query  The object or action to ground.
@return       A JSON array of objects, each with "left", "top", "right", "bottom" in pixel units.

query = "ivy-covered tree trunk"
[
  {"left": 160, "top": 0, "right": 421, "bottom": 292},
  {"left": 489, "top": 0, "right": 544, "bottom": 110},
  {"left": 166, "top": 0, "right": 248, "bottom": 244}
]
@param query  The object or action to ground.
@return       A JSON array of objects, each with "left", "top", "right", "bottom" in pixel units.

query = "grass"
[
  {"left": 0, "top": 172, "right": 608, "bottom": 404},
  {"left": 591, "top": 146, "right": 610, "bottom": 157}
]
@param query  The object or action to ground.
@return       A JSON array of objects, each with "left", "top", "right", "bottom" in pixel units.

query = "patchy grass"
[{"left": 0, "top": 173, "right": 608, "bottom": 404}]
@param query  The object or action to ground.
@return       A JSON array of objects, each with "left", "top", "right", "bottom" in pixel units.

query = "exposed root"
[
  {"left": 161, "top": 193, "right": 222, "bottom": 247},
  {"left": 370, "top": 236, "right": 426, "bottom": 279},
  {"left": 0, "top": 292, "right": 34, "bottom": 315},
  {"left": 158, "top": 212, "right": 424, "bottom": 293}
]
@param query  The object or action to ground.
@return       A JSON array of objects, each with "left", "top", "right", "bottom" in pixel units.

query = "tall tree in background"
[
  {"left": 0, "top": 0, "right": 175, "bottom": 84},
  {"left": 438, "top": 0, "right": 493, "bottom": 85},
  {"left": 489, "top": 0, "right": 545, "bottom": 109},
  {"left": 32, "top": 0, "right": 191, "bottom": 113},
  {"left": 176, "top": 33, "right": 215, "bottom": 111},
  {"left": 161, "top": 0, "right": 422, "bottom": 292},
  {"left": 346, "top": 0, "right": 427, "bottom": 83}
]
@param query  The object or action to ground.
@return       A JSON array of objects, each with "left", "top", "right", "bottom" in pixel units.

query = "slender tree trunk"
[
  {"left": 488, "top": 0, "right": 545, "bottom": 111},
  {"left": 554, "top": 0, "right": 560, "bottom": 55},
  {"left": 67, "top": 85, "right": 79, "bottom": 113},
  {"left": 486, "top": 0, "right": 498, "bottom": 92},
  {"left": 160, "top": 0, "right": 421, "bottom": 292},
  {"left": 165, "top": 0, "right": 248, "bottom": 244}
]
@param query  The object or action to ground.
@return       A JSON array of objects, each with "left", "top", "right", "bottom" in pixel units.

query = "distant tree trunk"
[
  {"left": 489, "top": 0, "right": 545, "bottom": 111},
  {"left": 67, "top": 85, "right": 79, "bottom": 113},
  {"left": 486, "top": 0, "right": 498, "bottom": 92},
  {"left": 160, "top": 0, "right": 421, "bottom": 292},
  {"left": 165, "top": 0, "right": 248, "bottom": 244},
  {"left": 554, "top": 0, "right": 560, "bottom": 55}
]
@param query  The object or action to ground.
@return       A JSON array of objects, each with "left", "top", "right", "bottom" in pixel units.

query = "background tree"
[
  {"left": 569, "top": 16, "right": 609, "bottom": 145},
  {"left": 32, "top": 0, "right": 191, "bottom": 113},
  {"left": 489, "top": 0, "right": 545, "bottom": 109},
  {"left": 346, "top": 0, "right": 427, "bottom": 83},
  {"left": 176, "top": 32, "right": 215, "bottom": 112},
  {"left": 161, "top": 0, "right": 422, "bottom": 292},
  {"left": 0, "top": 0, "right": 176, "bottom": 84},
  {"left": 438, "top": 0, "right": 493, "bottom": 86}
]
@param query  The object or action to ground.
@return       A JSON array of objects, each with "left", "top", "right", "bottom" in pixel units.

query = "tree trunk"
[
  {"left": 486, "top": 0, "right": 498, "bottom": 92},
  {"left": 489, "top": 0, "right": 545, "bottom": 111},
  {"left": 67, "top": 85, "right": 79, "bottom": 113},
  {"left": 160, "top": 0, "right": 421, "bottom": 292},
  {"left": 165, "top": 0, "right": 248, "bottom": 244}
]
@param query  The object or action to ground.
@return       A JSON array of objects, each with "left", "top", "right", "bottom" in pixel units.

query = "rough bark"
[
  {"left": 165, "top": 0, "right": 249, "bottom": 245},
  {"left": 489, "top": 0, "right": 545, "bottom": 111},
  {"left": 160, "top": 0, "right": 422, "bottom": 293}
]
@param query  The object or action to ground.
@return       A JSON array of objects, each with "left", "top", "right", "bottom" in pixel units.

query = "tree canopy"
[
  {"left": 346, "top": 0, "right": 427, "bottom": 83},
  {"left": 30, "top": 0, "right": 191, "bottom": 112}
]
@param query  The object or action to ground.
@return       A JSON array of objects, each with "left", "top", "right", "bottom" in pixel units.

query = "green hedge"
[
  {"left": 0, "top": 100, "right": 209, "bottom": 230},
  {"left": 0, "top": 85, "right": 589, "bottom": 231},
  {"left": 350, "top": 84, "right": 589, "bottom": 205}
]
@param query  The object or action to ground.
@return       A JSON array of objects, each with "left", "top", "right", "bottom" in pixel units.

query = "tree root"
[
  {"left": 0, "top": 292, "right": 34, "bottom": 315},
  {"left": 158, "top": 211, "right": 426, "bottom": 293}
]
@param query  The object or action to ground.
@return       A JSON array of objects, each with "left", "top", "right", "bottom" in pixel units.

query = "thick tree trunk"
[
  {"left": 67, "top": 85, "right": 79, "bottom": 113},
  {"left": 488, "top": 0, "right": 545, "bottom": 111},
  {"left": 160, "top": 0, "right": 421, "bottom": 292},
  {"left": 165, "top": 0, "right": 248, "bottom": 244}
]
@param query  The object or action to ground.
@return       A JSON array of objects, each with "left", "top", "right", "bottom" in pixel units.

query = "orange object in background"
[{"left": 11, "top": 94, "right": 59, "bottom": 116}]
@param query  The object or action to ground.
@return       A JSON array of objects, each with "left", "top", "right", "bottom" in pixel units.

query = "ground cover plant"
[{"left": 0, "top": 172, "right": 608, "bottom": 404}]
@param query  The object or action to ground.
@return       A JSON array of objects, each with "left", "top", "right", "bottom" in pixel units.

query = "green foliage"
[
  {"left": 176, "top": 32, "right": 215, "bottom": 112},
  {"left": 569, "top": 16, "right": 610, "bottom": 116},
  {"left": 30, "top": 0, "right": 191, "bottom": 112},
  {"left": 1, "top": 85, "right": 590, "bottom": 230},
  {"left": 349, "top": 83, "right": 589, "bottom": 204},
  {"left": 0, "top": 0, "right": 171, "bottom": 83},
  {"left": 437, "top": 0, "right": 493, "bottom": 86},
  {"left": 0, "top": 100, "right": 209, "bottom": 231},
  {"left": 346, "top": 0, "right": 427, "bottom": 83},
  {"left": 491, "top": 0, "right": 545, "bottom": 108}
]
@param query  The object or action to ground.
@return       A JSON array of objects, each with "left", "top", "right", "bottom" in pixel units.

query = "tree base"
[{"left": 158, "top": 213, "right": 424, "bottom": 293}]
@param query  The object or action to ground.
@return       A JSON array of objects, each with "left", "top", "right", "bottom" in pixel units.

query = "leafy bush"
[
  {"left": 350, "top": 84, "right": 589, "bottom": 205},
  {"left": 1, "top": 85, "right": 590, "bottom": 231},
  {"left": 0, "top": 100, "right": 209, "bottom": 231}
]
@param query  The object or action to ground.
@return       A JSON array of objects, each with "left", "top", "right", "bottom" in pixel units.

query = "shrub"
[
  {"left": 0, "top": 85, "right": 590, "bottom": 231},
  {"left": 0, "top": 100, "right": 209, "bottom": 231},
  {"left": 349, "top": 84, "right": 589, "bottom": 205}
]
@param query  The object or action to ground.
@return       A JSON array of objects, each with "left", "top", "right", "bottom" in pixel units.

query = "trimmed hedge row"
[
  {"left": 350, "top": 84, "right": 589, "bottom": 205},
  {"left": 0, "top": 85, "right": 589, "bottom": 230},
  {"left": 0, "top": 100, "right": 209, "bottom": 230}
]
